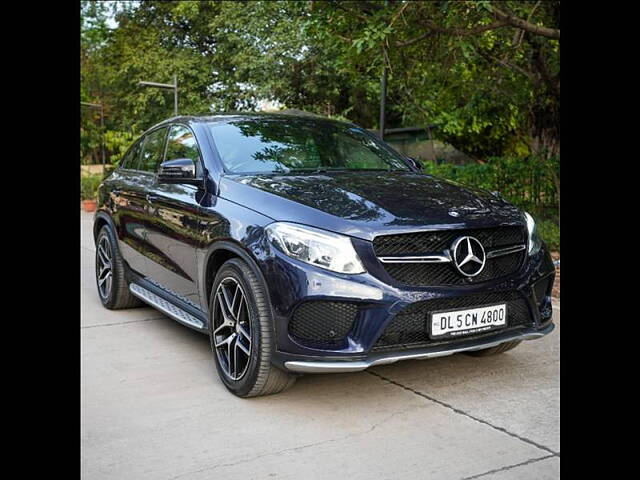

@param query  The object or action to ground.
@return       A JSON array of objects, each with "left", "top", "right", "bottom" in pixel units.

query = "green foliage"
[
  {"left": 80, "top": 112, "right": 102, "bottom": 164},
  {"left": 80, "top": 0, "right": 112, "bottom": 53},
  {"left": 104, "top": 130, "right": 138, "bottom": 165},
  {"left": 80, "top": 174, "right": 102, "bottom": 200},
  {"left": 301, "top": 1, "right": 559, "bottom": 158},
  {"left": 79, "top": 0, "right": 560, "bottom": 189},
  {"left": 537, "top": 219, "right": 560, "bottom": 252}
]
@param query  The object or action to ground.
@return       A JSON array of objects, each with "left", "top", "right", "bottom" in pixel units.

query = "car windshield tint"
[{"left": 208, "top": 118, "right": 411, "bottom": 174}]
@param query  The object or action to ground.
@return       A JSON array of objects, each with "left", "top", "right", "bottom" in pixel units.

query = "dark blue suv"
[{"left": 94, "top": 113, "right": 555, "bottom": 397}]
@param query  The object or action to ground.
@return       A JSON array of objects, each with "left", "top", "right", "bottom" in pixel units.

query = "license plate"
[{"left": 430, "top": 304, "right": 507, "bottom": 339}]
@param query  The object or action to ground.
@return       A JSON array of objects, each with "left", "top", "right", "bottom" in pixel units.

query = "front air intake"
[{"left": 289, "top": 301, "right": 358, "bottom": 348}]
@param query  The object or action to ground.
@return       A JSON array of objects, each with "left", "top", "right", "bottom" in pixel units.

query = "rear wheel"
[
  {"left": 95, "top": 225, "right": 142, "bottom": 310},
  {"left": 464, "top": 340, "right": 522, "bottom": 357},
  {"left": 209, "top": 258, "right": 296, "bottom": 397}
]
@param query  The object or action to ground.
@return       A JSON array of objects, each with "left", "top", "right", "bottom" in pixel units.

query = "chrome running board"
[
  {"left": 284, "top": 324, "right": 554, "bottom": 373},
  {"left": 129, "top": 283, "right": 205, "bottom": 330}
]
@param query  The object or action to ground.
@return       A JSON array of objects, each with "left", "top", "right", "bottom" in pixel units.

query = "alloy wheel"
[
  {"left": 96, "top": 235, "right": 113, "bottom": 300},
  {"left": 212, "top": 277, "right": 252, "bottom": 380}
]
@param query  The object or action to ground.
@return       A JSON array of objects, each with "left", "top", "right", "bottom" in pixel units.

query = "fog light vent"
[{"left": 289, "top": 301, "right": 358, "bottom": 347}]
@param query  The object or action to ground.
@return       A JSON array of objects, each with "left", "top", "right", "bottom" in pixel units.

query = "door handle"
[
  {"left": 146, "top": 194, "right": 160, "bottom": 203},
  {"left": 111, "top": 189, "right": 121, "bottom": 195}
]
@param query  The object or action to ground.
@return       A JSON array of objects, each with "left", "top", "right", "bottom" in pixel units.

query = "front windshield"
[{"left": 208, "top": 117, "right": 411, "bottom": 174}]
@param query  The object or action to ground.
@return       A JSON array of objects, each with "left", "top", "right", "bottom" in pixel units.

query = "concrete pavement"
[{"left": 81, "top": 211, "right": 559, "bottom": 479}]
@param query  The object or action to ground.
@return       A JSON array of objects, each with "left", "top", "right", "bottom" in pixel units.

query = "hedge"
[{"left": 422, "top": 156, "right": 560, "bottom": 251}]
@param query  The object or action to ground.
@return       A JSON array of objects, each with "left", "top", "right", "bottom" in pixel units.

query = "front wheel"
[{"left": 209, "top": 258, "right": 296, "bottom": 397}]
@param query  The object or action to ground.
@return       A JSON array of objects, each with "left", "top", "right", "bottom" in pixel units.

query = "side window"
[
  {"left": 165, "top": 125, "right": 201, "bottom": 166},
  {"left": 120, "top": 141, "right": 141, "bottom": 170},
  {"left": 138, "top": 127, "right": 168, "bottom": 172}
]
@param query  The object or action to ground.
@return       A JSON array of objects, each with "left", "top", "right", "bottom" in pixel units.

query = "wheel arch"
[
  {"left": 93, "top": 211, "right": 117, "bottom": 242},
  {"left": 201, "top": 240, "right": 272, "bottom": 314}
]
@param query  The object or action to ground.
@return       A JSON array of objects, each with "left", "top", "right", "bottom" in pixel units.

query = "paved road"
[{"left": 81, "top": 212, "right": 560, "bottom": 479}]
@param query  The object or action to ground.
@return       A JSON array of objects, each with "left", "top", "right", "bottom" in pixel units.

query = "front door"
[
  {"left": 144, "top": 124, "right": 206, "bottom": 307},
  {"left": 120, "top": 126, "right": 170, "bottom": 278}
]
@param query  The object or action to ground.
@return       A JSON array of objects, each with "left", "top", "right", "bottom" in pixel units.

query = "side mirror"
[
  {"left": 158, "top": 158, "right": 201, "bottom": 185},
  {"left": 407, "top": 156, "right": 423, "bottom": 171}
]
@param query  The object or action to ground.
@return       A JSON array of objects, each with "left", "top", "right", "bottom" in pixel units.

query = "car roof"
[{"left": 147, "top": 111, "right": 352, "bottom": 132}]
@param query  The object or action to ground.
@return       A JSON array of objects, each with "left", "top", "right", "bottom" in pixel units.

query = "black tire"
[
  {"left": 95, "top": 225, "right": 143, "bottom": 310},
  {"left": 464, "top": 340, "right": 522, "bottom": 357},
  {"left": 209, "top": 258, "right": 296, "bottom": 398}
]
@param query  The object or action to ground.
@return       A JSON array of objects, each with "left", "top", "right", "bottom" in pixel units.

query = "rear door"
[
  {"left": 143, "top": 124, "right": 206, "bottom": 307},
  {"left": 109, "top": 138, "right": 154, "bottom": 275}
]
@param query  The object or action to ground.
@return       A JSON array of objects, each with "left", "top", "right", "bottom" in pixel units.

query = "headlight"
[
  {"left": 524, "top": 212, "right": 542, "bottom": 255},
  {"left": 265, "top": 222, "right": 366, "bottom": 274}
]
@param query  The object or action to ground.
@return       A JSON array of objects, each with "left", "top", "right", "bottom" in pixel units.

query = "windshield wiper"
[
  {"left": 287, "top": 167, "right": 348, "bottom": 174},
  {"left": 284, "top": 167, "right": 408, "bottom": 174}
]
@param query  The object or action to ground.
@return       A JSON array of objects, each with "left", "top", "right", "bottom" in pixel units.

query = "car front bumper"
[
  {"left": 261, "top": 240, "right": 556, "bottom": 372},
  {"left": 283, "top": 323, "right": 554, "bottom": 373}
]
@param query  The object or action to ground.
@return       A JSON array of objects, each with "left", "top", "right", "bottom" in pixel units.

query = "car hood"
[{"left": 218, "top": 171, "right": 524, "bottom": 241}]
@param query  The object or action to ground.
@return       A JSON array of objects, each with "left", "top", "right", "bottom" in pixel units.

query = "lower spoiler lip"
[{"left": 284, "top": 323, "right": 554, "bottom": 373}]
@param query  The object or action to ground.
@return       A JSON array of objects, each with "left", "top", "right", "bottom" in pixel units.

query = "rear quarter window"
[
  {"left": 138, "top": 127, "right": 168, "bottom": 172},
  {"left": 120, "top": 141, "right": 142, "bottom": 170}
]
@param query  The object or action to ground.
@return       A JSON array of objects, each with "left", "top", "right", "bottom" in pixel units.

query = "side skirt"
[{"left": 128, "top": 278, "right": 209, "bottom": 334}]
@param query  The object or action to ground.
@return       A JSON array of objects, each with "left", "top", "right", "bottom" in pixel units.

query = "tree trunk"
[
  {"left": 528, "top": 95, "right": 560, "bottom": 159},
  {"left": 528, "top": 97, "right": 560, "bottom": 219}
]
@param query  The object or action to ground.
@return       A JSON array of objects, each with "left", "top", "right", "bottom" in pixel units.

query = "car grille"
[
  {"left": 372, "top": 291, "right": 533, "bottom": 352},
  {"left": 289, "top": 301, "right": 358, "bottom": 348},
  {"left": 373, "top": 226, "right": 526, "bottom": 286}
]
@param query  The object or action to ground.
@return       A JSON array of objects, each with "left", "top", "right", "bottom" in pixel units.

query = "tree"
[
  {"left": 80, "top": 0, "right": 560, "bottom": 162},
  {"left": 304, "top": 1, "right": 560, "bottom": 159}
]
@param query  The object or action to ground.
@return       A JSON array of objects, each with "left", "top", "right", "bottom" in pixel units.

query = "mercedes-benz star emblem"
[{"left": 451, "top": 236, "right": 486, "bottom": 277}]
